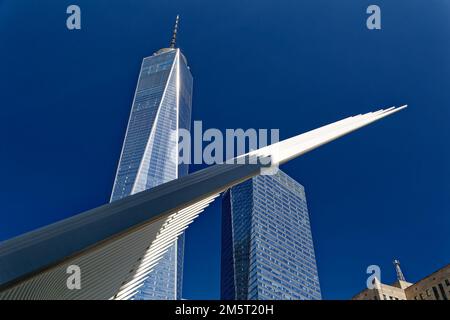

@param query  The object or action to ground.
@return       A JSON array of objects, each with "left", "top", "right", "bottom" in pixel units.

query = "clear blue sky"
[{"left": 0, "top": 0, "right": 449, "bottom": 299}]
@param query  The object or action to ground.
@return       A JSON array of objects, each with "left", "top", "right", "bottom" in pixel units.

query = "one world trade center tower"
[{"left": 110, "top": 16, "right": 192, "bottom": 300}]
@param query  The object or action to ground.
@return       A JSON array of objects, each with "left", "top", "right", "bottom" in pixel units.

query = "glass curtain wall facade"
[
  {"left": 111, "top": 48, "right": 192, "bottom": 300},
  {"left": 221, "top": 170, "right": 321, "bottom": 300}
]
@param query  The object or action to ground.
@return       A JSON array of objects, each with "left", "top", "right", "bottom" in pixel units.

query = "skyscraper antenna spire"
[
  {"left": 170, "top": 15, "right": 180, "bottom": 48},
  {"left": 393, "top": 259, "right": 406, "bottom": 281}
]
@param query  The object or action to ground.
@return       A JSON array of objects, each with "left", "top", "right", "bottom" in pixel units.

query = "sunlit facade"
[
  {"left": 110, "top": 48, "right": 192, "bottom": 299},
  {"left": 221, "top": 170, "right": 322, "bottom": 300}
]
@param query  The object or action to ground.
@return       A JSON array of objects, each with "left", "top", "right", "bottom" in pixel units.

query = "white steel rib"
[
  {"left": 0, "top": 105, "right": 406, "bottom": 300},
  {"left": 113, "top": 194, "right": 219, "bottom": 300}
]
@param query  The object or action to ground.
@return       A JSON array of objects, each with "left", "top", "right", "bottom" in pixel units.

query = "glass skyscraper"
[
  {"left": 221, "top": 170, "right": 322, "bottom": 300},
  {"left": 110, "top": 20, "right": 192, "bottom": 299}
]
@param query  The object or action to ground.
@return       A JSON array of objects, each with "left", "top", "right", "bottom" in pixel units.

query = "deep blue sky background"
[{"left": 0, "top": 0, "right": 449, "bottom": 299}]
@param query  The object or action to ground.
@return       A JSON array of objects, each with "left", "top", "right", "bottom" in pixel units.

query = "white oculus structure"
[{"left": 0, "top": 105, "right": 406, "bottom": 300}]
